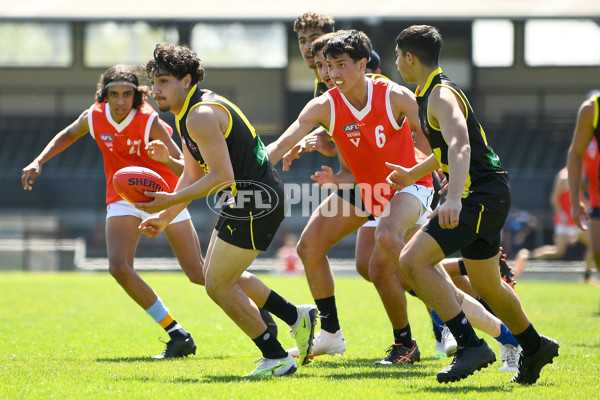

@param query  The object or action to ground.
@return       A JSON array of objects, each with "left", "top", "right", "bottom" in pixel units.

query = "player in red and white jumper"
[
  {"left": 269, "top": 30, "right": 518, "bottom": 365},
  {"left": 21, "top": 65, "right": 202, "bottom": 359},
  {"left": 21, "top": 65, "right": 280, "bottom": 358}
]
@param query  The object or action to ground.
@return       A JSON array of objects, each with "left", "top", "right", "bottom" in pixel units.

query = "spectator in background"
[
  {"left": 514, "top": 167, "right": 592, "bottom": 276},
  {"left": 277, "top": 233, "right": 302, "bottom": 274}
]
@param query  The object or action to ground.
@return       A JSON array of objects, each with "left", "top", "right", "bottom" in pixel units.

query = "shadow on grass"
[
  {"left": 425, "top": 384, "right": 509, "bottom": 394},
  {"left": 199, "top": 357, "right": 431, "bottom": 383},
  {"left": 572, "top": 341, "right": 600, "bottom": 349},
  {"left": 96, "top": 353, "right": 231, "bottom": 363}
]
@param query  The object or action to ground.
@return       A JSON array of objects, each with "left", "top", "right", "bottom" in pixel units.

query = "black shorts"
[
  {"left": 590, "top": 207, "right": 600, "bottom": 219},
  {"left": 422, "top": 193, "right": 510, "bottom": 260},
  {"left": 215, "top": 164, "right": 285, "bottom": 251},
  {"left": 336, "top": 187, "right": 375, "bottom": 221}
]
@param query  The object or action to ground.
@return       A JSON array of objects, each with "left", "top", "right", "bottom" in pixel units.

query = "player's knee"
[
  {"left": 204, "top": 277, "right": 223, "bottom": 302},
  {"left": 296, "top": 237, "right": 324, "bottom": 262},
  {"left": 374, "top": 227, "right": 404, "bottom": 255},
  {"left": 107, "top": 260, "right": 133, "bottom": 281}
]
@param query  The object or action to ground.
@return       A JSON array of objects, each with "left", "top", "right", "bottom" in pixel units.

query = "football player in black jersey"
[
  {"left": 388, "top": 24, "right": 559, "bottom": 384},
  {"left": 136, "top": 43, "right": 318, "bottom": 377}
]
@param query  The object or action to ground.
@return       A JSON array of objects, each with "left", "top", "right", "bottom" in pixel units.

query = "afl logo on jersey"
[
  {"left": 100, "top": 133, "right": 114, "bottom": 142},
  {"left": 100, "top": 133, "right": 115, "bottom": 150},
  {"left": 343, "top": 123, "right": 360, "bottom": 135}
]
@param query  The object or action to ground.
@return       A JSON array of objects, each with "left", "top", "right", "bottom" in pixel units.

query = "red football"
[{"left": 112, "top": 166, "right": 171, "bottom": 203}]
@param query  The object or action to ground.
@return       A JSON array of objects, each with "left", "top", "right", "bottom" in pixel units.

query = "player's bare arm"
[
  {"left": 138, "top": 104, "right": 233, "bottom": 215},
  {"left": 267, "top": 96, "right": 331, "bottom": 168},
  {"left": 567, "top": 99, "right": 595, "bottom": 229},
  {"left": 22, "top": 110, "right": 90, "bottom": 190},
  {"left": 427, "top": 85, "right": 471, "bottom": 229},
  {"left": 305, "top": 127, "right": 337, "bottom": 156},
  {"left": 386, "top": 153, "right": 439, "bottom": 190},
  {"left": 146, "top": 118, "right": 184, "bottom": 176},
  {"left": 139, "top": 144, "right": 205, "bottom": 239},
  {"left": 311, "top": 152, "right": 356, "bottom": 188}
]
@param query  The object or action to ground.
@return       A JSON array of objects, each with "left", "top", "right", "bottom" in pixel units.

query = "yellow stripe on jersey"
[
  {"left": 213, "top": 94, "right": 257, "bottom": 139},
  {"left": 426, "top": 84, "right": 470, "bottom": 130},
  {"left": 432, "top": 147, "right": 472, "bottom": 197},
  {"left": 416, "top": 67, "right": 443, "bottom": 97},
  {"left": 249, "top": 211, "right": 256, "bottom": 250},
  {"left": 475, "top": 204, "right": 485, "bottom": 234},
  {"left": 176, "top": 85, "right": 198, "bottom": 130}
]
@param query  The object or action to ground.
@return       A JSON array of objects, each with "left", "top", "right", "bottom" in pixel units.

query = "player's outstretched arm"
[
  {"left": 567, "top": 98, "right": 595, "bottom": 230},
  {"left": 21, "top": 110, "right": 90, "bottom": 190},
  {"left": 386, "top": 154, "right": 438, "bottom": 191},
  {"left": 267, "top": 97, "right": 330, "bottom": 169}
]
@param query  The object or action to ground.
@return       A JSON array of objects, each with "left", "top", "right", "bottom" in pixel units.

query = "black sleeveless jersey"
[
  {"left": 416, "top": 68, "right": 509, "bottom": 202},
  {"left": 176, "top": 86, "right": 270, "bottom": 182},
  {"left": 314, "top": 80, "right": 329, "bottom": 98}
]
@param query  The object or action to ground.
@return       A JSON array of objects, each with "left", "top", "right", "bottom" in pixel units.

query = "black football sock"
[
  {"left": 262, "top": 290, "right": 298, "bottom": 326},
  {"left": 315, "top": 296, "right": 340, "bottom": 333},
  {"left": 165, "top": 320, "right": 187, "bottom": 340},
  {"left": 393, "top": 324, "right": 413, "bottom": 347},
  {"left": 252, "top": 329, "right": 288, "bottom": 359},
  {"left": 514, "top": 323, "right": 542, "bottom": 356},
  {"left": 444, "top": 311, "right": 480, "bottom": 348}
]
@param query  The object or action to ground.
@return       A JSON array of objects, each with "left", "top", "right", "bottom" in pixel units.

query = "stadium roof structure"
[{"left": 1, "top": 0, "right": 599, "bottom": 21}]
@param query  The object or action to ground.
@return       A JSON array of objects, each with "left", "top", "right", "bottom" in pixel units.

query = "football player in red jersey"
[
  {"left": 21, "top": 65, "right": 278, "bottom": 359},
  {"left": 21, "top": 65, "right": 202, "bottom": 359}
]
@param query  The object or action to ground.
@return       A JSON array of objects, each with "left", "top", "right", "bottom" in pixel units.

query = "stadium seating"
[{"left": 0, "top": 113, "right": 577, "bottom": 258}]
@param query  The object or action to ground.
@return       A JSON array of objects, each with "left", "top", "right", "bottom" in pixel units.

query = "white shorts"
[
  {"left": 375, "top": 184, "right": 434, "bottom": 226},
  {"left": 361, "top": 219, "right": 378, "bottom": 228},
  {"left": 554, "top": 223, "right": 582, "bottom": 237},
  {"left": 106, "top": 200, "right": 191, "bottom": 224}
]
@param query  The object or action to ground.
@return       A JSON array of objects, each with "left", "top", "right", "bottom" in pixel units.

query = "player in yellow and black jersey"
[
  {"left": 389, "top": 24, "right": 559, "bottom": 385},
  {"left": 137, "top": 43, "right": 319, "bottom": 377},
  {"left": 176, "top": 86, "right": 270, "bottom": 184}
]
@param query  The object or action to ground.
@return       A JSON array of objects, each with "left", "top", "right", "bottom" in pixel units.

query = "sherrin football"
[{"left": 113, "top": 166, "right": 170, "bottom": 203}]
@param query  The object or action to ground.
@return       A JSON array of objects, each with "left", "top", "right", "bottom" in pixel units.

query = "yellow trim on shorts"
[
  {"left": 476, "top": 205, "right": 484, "bottom": 234},
  {"left": 249, "top": 211, "right": 256, "bottom": 250}
]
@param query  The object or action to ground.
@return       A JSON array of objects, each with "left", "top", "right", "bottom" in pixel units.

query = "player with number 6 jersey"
[
  {"left": 268, "top": 30, "right": 437, "bottom": 364},
  {"left": 326, "top": 78, "right": 432, "bottom": 217}
]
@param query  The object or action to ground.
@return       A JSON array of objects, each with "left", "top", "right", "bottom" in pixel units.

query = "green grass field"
[{"left": 1, "top": 271, "right": 599, "bottom": 399}]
